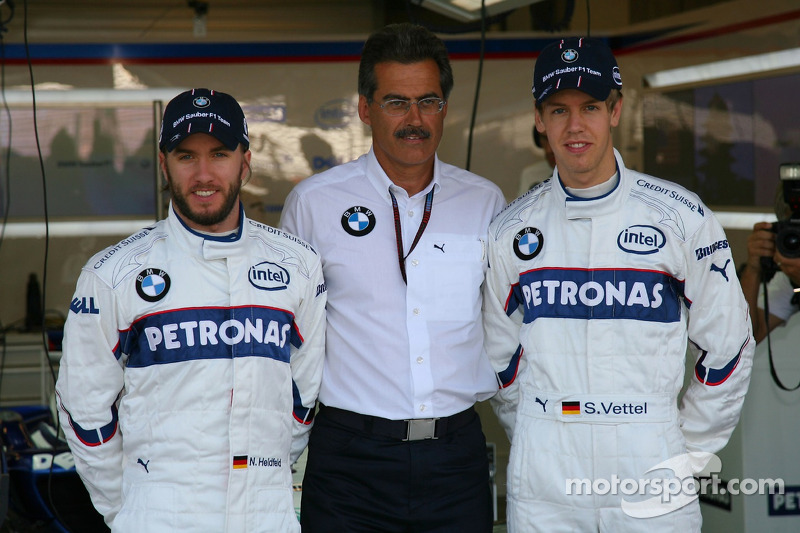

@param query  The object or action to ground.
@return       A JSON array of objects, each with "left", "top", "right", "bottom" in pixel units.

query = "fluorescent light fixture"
[
  {"left": 417, "top": 0, "right": 546, "bottom": 22},
  {"left": 644, "top": 47, "right": 800, "bottom": 89},
  {"left": 2, "top": 88, "right": 187, "bottom": 105},
  {"left": 3, "top": 220, "right": 157, "bottom": 238},
  {"left": 713, "top": 211, "right": 776, "bottom": 230}
]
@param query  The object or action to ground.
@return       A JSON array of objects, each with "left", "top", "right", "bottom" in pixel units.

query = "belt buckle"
[{"left": 404, "top": 418, "right": 439, "bottom": 441}]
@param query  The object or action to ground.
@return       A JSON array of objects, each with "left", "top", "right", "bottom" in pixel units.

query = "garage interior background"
[{"left": 0, "top": 0, "right": 798, "bottom": 531}]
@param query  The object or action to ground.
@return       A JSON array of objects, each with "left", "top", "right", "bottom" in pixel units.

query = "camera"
[
  {"left": 773, "top": 163, "right": 800, "bottom": 258},
  {"left": 761, "top": 163, "right": 800, "bottom": 282}
]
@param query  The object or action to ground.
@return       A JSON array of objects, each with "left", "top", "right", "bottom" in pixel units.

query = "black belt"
[{"left": 319, "top": 405, "right": 476, "bottom": 441}]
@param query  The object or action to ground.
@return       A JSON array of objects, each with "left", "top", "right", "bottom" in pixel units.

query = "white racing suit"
[
  {"left": 55, "top": 205, "right": 326, "bottom": 532},
  {"left": 484, "top": 150, "right": 754, "bottom": 532}
]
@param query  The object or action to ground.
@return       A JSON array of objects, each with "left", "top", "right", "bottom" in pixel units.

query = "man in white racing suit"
[
  {"left": 483, "top": 38, "right": 754, "bottom": 532},
  {"left": 55, "top": 89, "right": 326, "bottom": 532}
]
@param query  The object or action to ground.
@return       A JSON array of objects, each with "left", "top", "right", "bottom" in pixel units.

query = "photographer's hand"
[
  {"left": 741, "top": 222, "right": 783, "bottom": 342},
  {"left": 745, "top": 221, "right": 776, "bottom": 272},
  {"left": 773, "top": 250, "right": 800, "bottom": 287}
]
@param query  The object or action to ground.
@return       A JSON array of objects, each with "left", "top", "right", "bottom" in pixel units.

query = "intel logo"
[
  {"left": 314, "top": 99, "right": 356, "bottom": 129},
  {"left": 617, "top": 225, "right": 665, "bottom": 255},
  {"left": 249, "top": 262, "right": 289, "bottom": 291}
]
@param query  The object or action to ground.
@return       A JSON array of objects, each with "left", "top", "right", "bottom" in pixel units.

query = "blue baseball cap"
[
  {"left": 533, "top": 37, "right": 622, "bottom": 104},
  {"left": 159, "top": 88, "right": 250, "bottom": 152}
]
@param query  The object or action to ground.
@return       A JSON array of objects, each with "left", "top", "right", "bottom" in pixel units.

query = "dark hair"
[
  {"left": 535, "top": 88, "right": 622, "bottom": 112},
  {"left": 358, "top": 23, "right": 454, "bottom": 102}
]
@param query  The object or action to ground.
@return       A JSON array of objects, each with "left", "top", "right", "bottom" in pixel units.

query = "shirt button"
[
  {"left": 416, "top": 356, "right": 424, "bottom": 364},
  {"left": 419, "top": 404, "right": 427, "bottom": 412},
  {"left": 413, "top": 308, "right": 420, "bottom": 315},
  {"left": 408, "top": 210, "right": 414, "bottom": 217},
  {"left": 411, "top": 259, "right": 419, "bottom": 266}
]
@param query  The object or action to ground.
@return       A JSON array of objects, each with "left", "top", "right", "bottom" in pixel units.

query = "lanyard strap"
[
  {"left": 390, "top": 188, "right": 434, "bottom": 284},
  {"left": 762, "top": 276, "right": 800, "bottom": 391}
]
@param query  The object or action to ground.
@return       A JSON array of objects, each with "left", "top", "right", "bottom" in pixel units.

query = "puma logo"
[
  {"left": 433, "top": 243, "right": 445, "bottom": 253},
  {"left": 137, "top": 458, "right": 150, "bottom": 473},
  {"left": 710, "top": 259, "right": 731, "bottom": 282},
  {"left": 535, "top": 397, "right": 548, "bottom": 412}
]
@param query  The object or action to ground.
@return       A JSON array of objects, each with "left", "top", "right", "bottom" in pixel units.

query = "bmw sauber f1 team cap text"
[
  {"left": 532, "top": 37, "right": 622, "bottom": 104},
  {"left": 159, "top": 88, "right": 250, "bottom": 152}
]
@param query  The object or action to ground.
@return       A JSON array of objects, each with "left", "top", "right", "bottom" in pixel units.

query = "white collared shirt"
[
  {"left": 760, "top": 271, "right": 800, "bottom": 322},
  {"left": 281, "top": 148, "right": 506, "bottom": 419}
]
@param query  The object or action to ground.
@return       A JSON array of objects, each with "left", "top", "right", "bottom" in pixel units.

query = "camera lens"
[{"left": 777, "top": 224, "right": 800, "bottom": 258}]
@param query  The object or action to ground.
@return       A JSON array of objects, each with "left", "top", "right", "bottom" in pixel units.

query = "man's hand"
[
  {"left": 749, "top": 220, "right": 800, "bottom": 285},
  {"left": 745, "top": 221, "right": 776, "bottom": 274},
  {"left": 773, "top": 250, "right": 800, "bottom": 286},
  {"left": 741, "top": 221, "right": 787, "bottom": 343}
]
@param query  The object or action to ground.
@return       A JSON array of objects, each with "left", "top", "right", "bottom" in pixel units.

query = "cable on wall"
[
  {"left": 585, "top": 0, "right": 591, "bottom": 37},
  {"left": 0, "top": 3, "right": 15, "bottom": 514},
  {"left": 20, "top": 0, "right": 72, "bottom": 528},
  {"left": 22, "top": 0, "right": 51, "bottom": 364},
  {"left": 0, "top": 0, "right": 15, "bottom": 433},
  {"left": 0, "top": 0, "right": 14, "bottom": 258},
  {"left": 465, "top": 0, "right": 487, "bottom": 171}
]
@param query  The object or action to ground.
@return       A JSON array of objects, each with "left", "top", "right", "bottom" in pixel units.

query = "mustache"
[{"left": 395, "top": 126, "right": 431, "bottom": 139}]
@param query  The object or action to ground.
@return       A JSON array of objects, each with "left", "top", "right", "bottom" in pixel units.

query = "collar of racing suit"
[
  {"left": 556, "top": 149, "right": 627, "bottom": 221},
  {"left": 167, "top": 201, "right": 249, "bottom": 261}
]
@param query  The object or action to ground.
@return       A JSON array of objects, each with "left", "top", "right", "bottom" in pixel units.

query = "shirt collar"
[{"left": 365, "top": 147, "right": 442, "bottom": 203}]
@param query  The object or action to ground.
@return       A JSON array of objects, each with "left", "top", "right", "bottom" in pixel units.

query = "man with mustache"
[
  {"left": 281, "top": 23, "right": 506, "bottom": 533},
  {"left": 56, "top": 89, "right": 327, "bottom": 532}
]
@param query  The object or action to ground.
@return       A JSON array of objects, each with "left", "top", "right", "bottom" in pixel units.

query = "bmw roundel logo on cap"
[
  {"left": 136, "top": 268, "right": 171, "bottom": 302},
  {"left": 561, "top": 49, "right": 578, "bottom": 63},
  {"left": 341, "top": 206, "right": 376, "bottom": 237},
  {"left": 613, "top": 66, "right": 622, "bottom": 86},
  {"left": 193, "top": 96, "right": 211, "bottom": 108},
  {"left": 513, "top": 227, "right": 544, "bottom": 261}
]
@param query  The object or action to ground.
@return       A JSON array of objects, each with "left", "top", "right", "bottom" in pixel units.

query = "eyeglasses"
[{"left": 378, "top": 97, "right": 446, "bottom": 116}]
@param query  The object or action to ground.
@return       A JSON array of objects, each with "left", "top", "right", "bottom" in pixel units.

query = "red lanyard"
[{"left": 389, "top": 188, "right": 434, "bottom": 284}]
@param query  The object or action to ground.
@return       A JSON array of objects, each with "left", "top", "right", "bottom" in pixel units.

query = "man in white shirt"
[
  {"left": 740, "top": 182, "right": 800, "bottom": 343},
  {"left": 281, "top": 22, "right": 506, "bottom": 533},
  {"left": 741, "top": 221, "right": 800, "bottom": 341}
]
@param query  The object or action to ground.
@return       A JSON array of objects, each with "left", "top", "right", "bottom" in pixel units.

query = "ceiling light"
[
  {"left": 416, "top": 0, "right": 546, "bottom": 22},
  {"left": 644, "top": 48, "right": 800, "bottom": 89},
  {"left": 1, "top": 88, "right": 187, "bottom": 104}
]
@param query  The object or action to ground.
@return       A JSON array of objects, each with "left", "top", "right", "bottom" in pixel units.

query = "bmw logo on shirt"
[
  {"left": 136, "top": 268, "right": 171, "bottom": 302},
  {"left": 514, "top": 227, "right": 544, "bottom": 261},
  {"left": 341, "top": 206, "right": 376, "bottom": 237}
]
